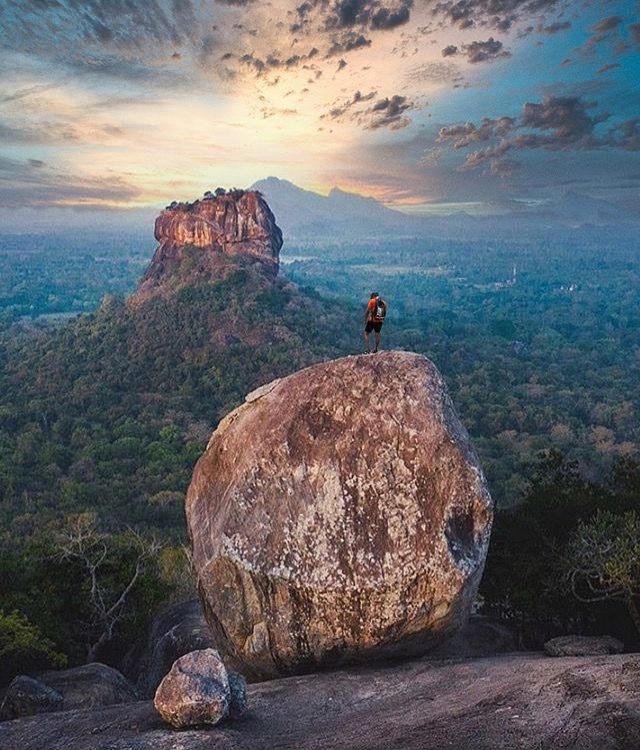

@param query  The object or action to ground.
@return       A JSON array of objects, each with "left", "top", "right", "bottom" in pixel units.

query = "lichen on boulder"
[{"left": 186, "top": 351, "right": 493, "bottom": 680}]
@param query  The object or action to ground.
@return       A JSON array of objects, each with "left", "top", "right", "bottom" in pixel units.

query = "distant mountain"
[
  {"left": 532, "top": 191, "right": 632, "bottom": 227},
  {"left": 250, "top": 177, "right": 423, "bottom": 240},
  {"left": 251, "top": 177, "right": 639, "bottom": 241}
]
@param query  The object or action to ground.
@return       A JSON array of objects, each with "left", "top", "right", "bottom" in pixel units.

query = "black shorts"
[{"left": 365, "top": 320, "right": 382, "bottom": 333}]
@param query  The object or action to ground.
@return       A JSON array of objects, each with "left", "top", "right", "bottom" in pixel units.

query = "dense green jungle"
[{"left": 1, "top": 227, "right": 639, "bottom": 683}]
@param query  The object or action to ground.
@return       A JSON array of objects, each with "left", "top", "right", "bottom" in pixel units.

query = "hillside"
[
  {"left": 0, "top": 191, "right": 360, "bottom": 678},
  {"left": 0, "top": 191, "right": 355, "bottom": 538}
]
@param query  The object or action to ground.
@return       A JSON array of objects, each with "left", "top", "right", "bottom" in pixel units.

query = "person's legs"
[
  {"left": 373, "top": 324, "right": 382, "bottom": 352},
  {"left": 363, "top": 328, "right": 370, "bottom": 352}
]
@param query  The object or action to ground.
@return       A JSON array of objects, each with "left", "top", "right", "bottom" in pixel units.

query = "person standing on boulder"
[{"left": 364, "top": 292, "right": 387, "bottom": 353}]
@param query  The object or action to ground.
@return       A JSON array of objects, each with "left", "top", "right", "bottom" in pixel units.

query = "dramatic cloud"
[
  {"left": 0, "top": 0, "right": 636, "bottom": 214},
  {"left": 520, "top": 96, "right": 606, "bottom": 142},
  {"left": 322, "top": 90, "right": 413, "bottom": 129}
]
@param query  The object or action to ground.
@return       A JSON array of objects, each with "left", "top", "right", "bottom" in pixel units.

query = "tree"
[
  {"left": 563, "top": 510, "right": 640, "bottom": 635},
  {"left": 0, "top": 610, "right": 67, "bottom": 684},
  {"left": 54, "top": 514, "right": 162, "bottom": 662}
]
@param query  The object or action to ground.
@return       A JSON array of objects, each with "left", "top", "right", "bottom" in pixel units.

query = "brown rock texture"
[
  {"left": 153, "top": 649, "right": 230, "bottom": 729},
  {"left": 131, "top": 190, "right": 282, "bottom": 303},
  {"left": 186, "top": 350, "right": 493, "bottom": 680}
]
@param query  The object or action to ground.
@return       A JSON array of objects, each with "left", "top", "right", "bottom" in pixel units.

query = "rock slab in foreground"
[
  {"left": 4, "top": 653, "right": 640, "bottom": 750},
  {"left": 153, "top": 649, "right": 230, "bottom": 728},
  {"left": 186, "top": 351, "right": 493, "bottom": 679}
]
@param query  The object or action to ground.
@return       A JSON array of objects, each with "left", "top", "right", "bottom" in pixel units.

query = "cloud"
[
  {"left": 592, "top": 16, "right": 622, "bottom": 33},
  {"left": 520, "top": 96, "right": 607, "bottom": 143},
  {"left": 608, "top": 119, "right": 640, "bottom": 152},
  {"left": 407, "top": 61, "right": 462, "bottom": 85},
  {"left": 576, "top": 14, "right": 625, "bottom": 57},
  {"left": 597, "top": 62, "right": 620, "bottom": 75},
  {"left": 293, "top": 0, "right": 413, "bottom": 35},
  {"left": 431, "top": 0, "right": 568, "bottom": 32},
  {"left": 237, "top": 47, "right": 319, "bottom": 76},
  {"left": 1, "top": 0, "right": 200, "bottom": 55},
  {"left": 435, "top": 94, "right": 639, "bottom": 175},
  {"left": 367, "top": 94, "right": 413, "bottom": 129},
  {"left": 441, "top": 37, "right": 511, "bottom": 63},
  {"left": 0, "top": 156, "right": 141, "bottom": 208},
  {"left": 325, "top": 31, "right": 372, "bottom": 57},
  {"left": 326, "top": 0, "right": 414, "bottom": 30},
  {"left": 437, "top": 117, "right": 516, "bottom": 148},
  {"left": 537, "top": 20, "right": 571, "bottom": 35},
  {"left": 324, "top": 89, "right": 377, "bottom": 119},
  {"left": 463, "top": 37, "right": 511, "bottom": 63},
  {"left": 323, "top": 90, "right": 413, "bottom": 130}
]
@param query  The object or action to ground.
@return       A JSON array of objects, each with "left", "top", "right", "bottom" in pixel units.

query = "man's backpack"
[{"left": 375, "top": 299, "right": 386, "bottom": 320}]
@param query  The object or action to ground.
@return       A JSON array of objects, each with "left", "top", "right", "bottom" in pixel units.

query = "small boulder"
[
  {"left": 153, "top": 649, "right": 230, "bottom": 728},
  {"left": 0, "top": 676, "right": 63, "bottom": 720},
  {"left": 228, "top": 671, "right": 248, "bottom": 719},
  {"left": 544, "top": 635, "right": 624, "bottom": 657}
]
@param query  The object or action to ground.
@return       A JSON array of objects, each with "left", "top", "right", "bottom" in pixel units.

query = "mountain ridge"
[{"left": 251, "top": 176, "right": 639, "bottom": 240}]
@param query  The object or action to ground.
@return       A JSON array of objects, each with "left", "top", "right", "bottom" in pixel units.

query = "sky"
[{"left": 0, "top": 0, "right": 639, "bottom": 228}]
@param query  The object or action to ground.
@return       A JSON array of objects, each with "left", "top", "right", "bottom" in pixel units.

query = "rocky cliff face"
[
  {"left": 186, "top": 351, "right": 493, "bottom": 680},
  {"left": 131, "top": 190, "right": 282, "bottom": 303}
]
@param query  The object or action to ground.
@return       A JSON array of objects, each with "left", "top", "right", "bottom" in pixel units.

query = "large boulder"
[
  {"left": 153, "top": 649, "right": 231, "bottom": 728},
  {"left": 186, "top": 351, "right": 493, "bottom": 679}
]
